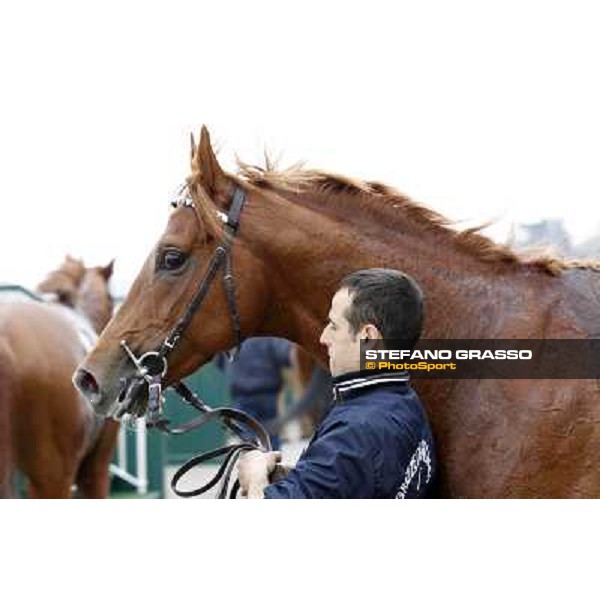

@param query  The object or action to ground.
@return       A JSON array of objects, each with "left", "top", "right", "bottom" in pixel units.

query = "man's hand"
[{"left": 238, "top": 450, "right": 282, "bottom": 499}]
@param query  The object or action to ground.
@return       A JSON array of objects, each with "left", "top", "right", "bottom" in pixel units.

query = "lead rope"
[{"left": 150, "top": 382, "right": 272, "bottom": 498}]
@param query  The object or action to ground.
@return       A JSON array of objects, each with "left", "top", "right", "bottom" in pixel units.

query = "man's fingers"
[{"left": 239, "top": 449, "right": 261, "bottom": 463}]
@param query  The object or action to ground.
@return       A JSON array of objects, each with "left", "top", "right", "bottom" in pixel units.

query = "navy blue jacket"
[
  {"left": 216, "top": 338, "right": 291, "bottom": 397},
  {"left": 264, "top": 371, "right": 437, "bottom": 499}
]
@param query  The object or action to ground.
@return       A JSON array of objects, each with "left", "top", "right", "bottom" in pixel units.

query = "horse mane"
[{"left": 237, "top": 162, "right": 600, "bottom": 276}]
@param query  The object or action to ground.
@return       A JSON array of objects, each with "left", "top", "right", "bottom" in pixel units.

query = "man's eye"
[{"left": 158, "top": 248, "right": 188, "bottom": 271}]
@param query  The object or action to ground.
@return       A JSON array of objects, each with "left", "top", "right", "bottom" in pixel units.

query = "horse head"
[
  {"left": 74, "top": 127, "right": 274, "bottom": 418},
  {"left": 37, "top": 255, "right": 86, "bottom": 307}
]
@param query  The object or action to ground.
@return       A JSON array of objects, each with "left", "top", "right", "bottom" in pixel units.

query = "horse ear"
[
  {"left": 100, "top": 259, "right": 115, "bottom": 281},
  {"left": 64, "top": 254, "right": 81, "bottom": 269},
  {"left": 195, "top": 125, "right": 226, "bottom": 196}
]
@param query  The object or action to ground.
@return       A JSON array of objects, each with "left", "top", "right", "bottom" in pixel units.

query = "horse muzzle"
[{"left": 73, "top": 365, "right": 146, "bottom": 419}]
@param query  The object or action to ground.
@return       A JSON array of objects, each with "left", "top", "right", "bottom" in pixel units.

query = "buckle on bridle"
[
  {"left": 120, "top": 340, "right": 168, "bottom": 380},
  {"left": 163, "top": 336, "right": 179, "bottom": 351},
  {"left": 120, "top": 340, "right": 168, "bottom": 419}
]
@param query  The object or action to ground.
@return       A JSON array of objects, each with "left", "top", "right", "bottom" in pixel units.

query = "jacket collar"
[{"left": 332, "top": 369, "right": 410, "bottom": 402}]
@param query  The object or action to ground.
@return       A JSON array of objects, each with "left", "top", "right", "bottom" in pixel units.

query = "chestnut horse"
[
  {"left": 0, "top": 258, "right": 119, "bottom": 497},
  {"left": 75, "top": 127, "right": 600, "bottom": 498}
]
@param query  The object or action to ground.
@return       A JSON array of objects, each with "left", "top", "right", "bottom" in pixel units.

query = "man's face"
[{"left": 319, "top": 288, "right": 362, "bottom": 376}]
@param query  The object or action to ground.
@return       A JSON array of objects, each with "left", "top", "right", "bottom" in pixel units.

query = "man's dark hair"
[{"left": 340, "top": 268, "right": 423, "bottom": 350}]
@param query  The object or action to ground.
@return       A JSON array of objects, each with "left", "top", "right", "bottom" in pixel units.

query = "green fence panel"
[{"left": 163, "top": 362, "right": 230, "bottom": 465}]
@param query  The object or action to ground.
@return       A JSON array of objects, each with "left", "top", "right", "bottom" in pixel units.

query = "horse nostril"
[{"left": 74, "top": 368, "right": 100, "bottom": 396}]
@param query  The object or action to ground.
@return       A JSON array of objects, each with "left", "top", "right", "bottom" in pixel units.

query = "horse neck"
[
  {"left": 74, "top": 286, "right": 112, "bottom": 334},
  {"left": 243, "top": 185, "right": 524, "bottom": 354},
  {"left": 76, "top": 303, "right": 110, "bottom": 334}
]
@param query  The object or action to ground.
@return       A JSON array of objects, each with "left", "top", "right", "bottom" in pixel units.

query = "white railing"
[{"left": 109, "top": 419, "right": 148, "bottom": 494}]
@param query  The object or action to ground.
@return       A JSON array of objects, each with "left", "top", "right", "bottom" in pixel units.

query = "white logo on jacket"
[{"left": 396, "top": 440, "right": 432, "bottom": 499}]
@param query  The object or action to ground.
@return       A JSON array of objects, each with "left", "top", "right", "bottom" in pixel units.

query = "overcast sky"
[{"left": 1, "top": 2, "right": 598, "bottom": 296}]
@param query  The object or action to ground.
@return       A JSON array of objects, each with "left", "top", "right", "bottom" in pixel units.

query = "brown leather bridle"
[
  {"left": 119, "top": 186, "right": 246, "bottom": 418},
  {"left": 117, "top": 185, "right": 273, "bottom": 498}
]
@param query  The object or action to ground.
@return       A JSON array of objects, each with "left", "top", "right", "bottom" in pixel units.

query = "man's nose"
[{"left": 319, "top": 327, "right": 328, "bottom": 347}]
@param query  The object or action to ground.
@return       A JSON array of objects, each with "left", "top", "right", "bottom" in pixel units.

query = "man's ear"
[
  {"left": 362, "top": 324, "right": 383, "bottom": 341},
  {"left": 360, "top": 324, "right": 384, "bottom": 351},
  {"left": 192, "top": 125, "right": 227, "bottom": 198}
]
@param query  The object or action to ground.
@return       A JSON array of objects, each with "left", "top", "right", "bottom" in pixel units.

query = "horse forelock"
[{"left": 236, "top": 161, "right": 600, "bottom": 276}]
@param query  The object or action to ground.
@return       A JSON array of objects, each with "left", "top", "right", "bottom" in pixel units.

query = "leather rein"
[{"left": 118, "top": 186, "right": 273, "bottom": 499}]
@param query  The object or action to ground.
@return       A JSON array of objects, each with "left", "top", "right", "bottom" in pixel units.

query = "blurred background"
[{"left": 1, "top": 2, "right": 599, "bottom": 296}]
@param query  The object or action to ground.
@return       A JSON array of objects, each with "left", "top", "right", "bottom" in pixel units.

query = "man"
[{"left": 238, "top": 268, "right": 437, "bottom": 499}]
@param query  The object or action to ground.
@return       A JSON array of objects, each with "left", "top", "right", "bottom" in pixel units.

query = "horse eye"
[{"left": 158, "top": 248, "right": 188, "bottom": 272}]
